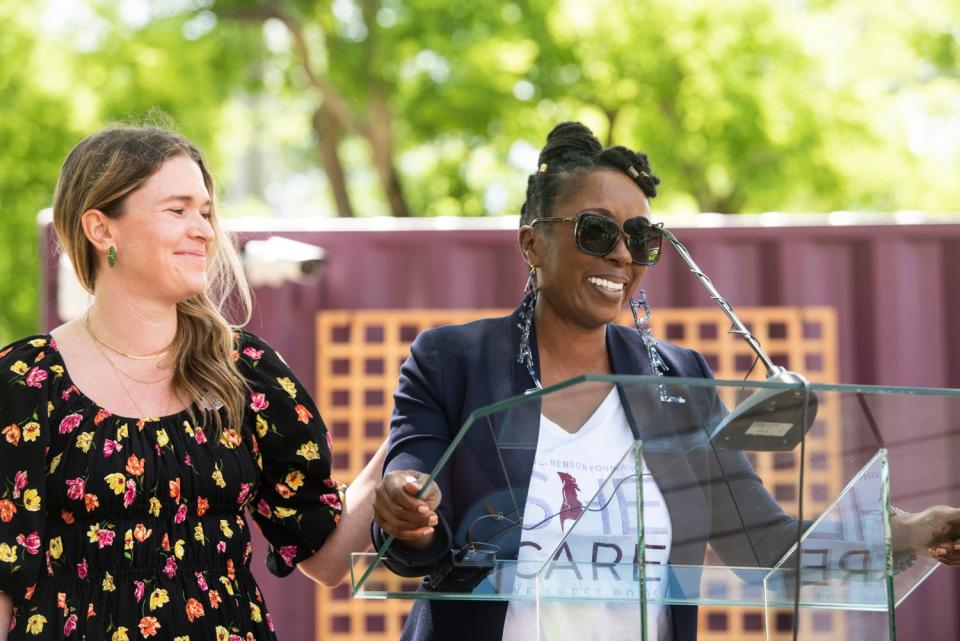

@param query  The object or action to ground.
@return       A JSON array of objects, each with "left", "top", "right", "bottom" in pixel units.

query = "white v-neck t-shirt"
[{"left": 501, "top": 387, "right": 673, "bottom": 641}]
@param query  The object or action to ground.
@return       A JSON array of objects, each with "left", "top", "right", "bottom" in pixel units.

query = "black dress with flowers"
[{"left": 0, "top": 332, "right": 342, "bottom": 640}]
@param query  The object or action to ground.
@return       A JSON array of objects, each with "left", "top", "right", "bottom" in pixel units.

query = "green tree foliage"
[{"left": 0, "top": 3, "right": 79, "bottom": 344}]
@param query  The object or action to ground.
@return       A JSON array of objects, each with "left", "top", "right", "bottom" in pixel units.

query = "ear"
[
  {"left": 518, "top": 225, "right": 540, "bottom": 267},
  {"left": 80, "top": 209, "right": 116, "bottom": 252}
]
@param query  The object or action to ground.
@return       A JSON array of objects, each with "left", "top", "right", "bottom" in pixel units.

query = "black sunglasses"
[{"left": 530, "top": 211, "right": 665, "bottom": 266}]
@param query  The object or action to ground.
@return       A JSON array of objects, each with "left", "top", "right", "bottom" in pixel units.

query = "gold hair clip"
[
  {"left": 538, "top": 163, "right": 549, "bottom": 173},
  {"left": 627, "top": 166, "right": 640, "bottom": 179}
]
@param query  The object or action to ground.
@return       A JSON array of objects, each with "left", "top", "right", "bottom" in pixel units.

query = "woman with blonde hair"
[{"left": 0, "top": 125, "right": 380, "bottom": 640}]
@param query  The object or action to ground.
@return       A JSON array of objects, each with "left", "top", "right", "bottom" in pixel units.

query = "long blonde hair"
[{"left": 52, "top": 124, "right": 252, "bottom": 436}]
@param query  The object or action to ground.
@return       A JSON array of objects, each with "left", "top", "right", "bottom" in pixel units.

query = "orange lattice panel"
[{"left": 314, "top": 307, "right": 839, "bottom": 641}]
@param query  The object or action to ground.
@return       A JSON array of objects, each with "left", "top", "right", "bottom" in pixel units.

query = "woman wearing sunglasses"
[{"left": 372, "top": 122, "right": 960, "bottom": 641}]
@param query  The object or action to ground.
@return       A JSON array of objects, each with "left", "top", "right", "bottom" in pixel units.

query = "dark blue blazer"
[{"left": 373, "top": 308, "right": 796, "bottom": 641}]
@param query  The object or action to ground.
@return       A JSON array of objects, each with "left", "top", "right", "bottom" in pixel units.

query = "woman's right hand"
[{"left": 374, "top": 470, "right": 442, "bottom": 549}]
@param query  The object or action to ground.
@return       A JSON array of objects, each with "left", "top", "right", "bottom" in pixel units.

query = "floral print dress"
[{"left": 0, "top": 332, "right": 342, "bottom": 640}]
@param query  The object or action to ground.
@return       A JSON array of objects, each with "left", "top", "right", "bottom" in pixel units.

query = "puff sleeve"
[
  {"left": 236, "top": 332, "right": 342, "bottom": 578},
  {"left": 0, "top": 337, "right": 52, "bottom": 600}
]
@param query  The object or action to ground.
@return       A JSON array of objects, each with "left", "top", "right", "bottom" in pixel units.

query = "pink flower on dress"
[
  {"left": 123, "top": 479, "right": 137, "bottom": 508},
  {"left": 278, "top": 545, "right": 298, "bottom": 567},
  {"left": 195, "top": 571, "right": 208, "bottom": 591},
  {"left": 65, "top": 478, "right": 85, "bottom": 501},
  {"left": 96, "top": 529, "right": 115, "bottom": 549},
  {"left": 249, "top": 392, "right": 269, "bottom": 412},
  {"left": 103, "top": 439, "right": 122, "bottom": 457},
  {"left": 319, "top": 493, "right": 342, "bottom": 511},
  {"left": 77, "top": 558, "right": 88, "bottom": 579},
  {"left": 243, "top": 347, "right": 264, "bottom": 360},
  {"left": 62, "top": 385, "right": 78, "bottom": 401},
  {"left": 15, "top": 531, "right": 40, "bottom": 555},
  {"left": 326, "top": 431, "right": 333, "bottom": 452},
  {"left": 134, "top": 580, "right": 145, "bottom": 603},
  {"left": 162, "top": 556, "right": 177, "bottom": 579},
  {"left": 266, "top": 612, "right": 275, "bottom": 632},
  {"left": 236, "top": 483, "right": 252, "bottom": 506},
  {"left": 59, "top": 413, "right": 82, "bottom": 434},
  {"left": 256, "top": 499, "right": 271, "bottom": 518},
  {"left": 12, "top": 471, "right": 28, "bottom": 499},
  {"left": 194, "top": 428, "right": 207, "bottom": 445},
  {"left": 216, "top": 541, "right": 226, "bottom": 553},
  {"left": 174, "top": 504, "right": 188, "bottom": 524},
  {"left": 25, "top": 367, "right": 47, "bottom": 389},
  {"left": 63, "top": 613, "right": 77, "bottom": 636}
]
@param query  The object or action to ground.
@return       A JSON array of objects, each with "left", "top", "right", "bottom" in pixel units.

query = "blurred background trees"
[{"left": 1, "top": 0, "right": 958, "bottom": 341}]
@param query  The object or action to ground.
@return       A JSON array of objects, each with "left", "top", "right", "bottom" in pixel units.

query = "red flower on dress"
[
  {"left": 93, "top": 409, "right": 111, "bottom": 425},
  {"left": 65, "top": 478, "right": 84, "bottom": 501},
  {"left": 12, "top": 471, "right": 27, "bottom": 499},
  {"left": 16, "top": 531, "right": 40, "bottom": 555},
  {"left": 123, "top": 479, "right": 137, "bottom": 508},
  {"left": 76, "top": 558, "right": 88, "bottom": 579},
  {"left": 162, "top": 556, "right": 177, "bottom": 579},
  {"left": 294, "top": 404, "right": 313, "bottom": 424}
]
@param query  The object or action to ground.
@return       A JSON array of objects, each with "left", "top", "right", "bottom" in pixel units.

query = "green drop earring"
[{"left": 107, "top": 246, "right": 117, "bottom": 268}]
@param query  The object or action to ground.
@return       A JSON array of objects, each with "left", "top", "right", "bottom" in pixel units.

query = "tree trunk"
[
  {"left": 367, "top": 86, "right": 410, "bottom": 217},
  {"left": 312, "top": 105, "right": 354, "bottom": 217}
]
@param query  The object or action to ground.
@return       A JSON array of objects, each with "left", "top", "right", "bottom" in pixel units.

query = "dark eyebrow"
[{"left": 160, "top": 195, "right": 212, "bottom": 208}]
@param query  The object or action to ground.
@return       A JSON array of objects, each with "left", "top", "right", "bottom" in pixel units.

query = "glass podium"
[{"left": 351, "top": 375, "right": 960, "bottom": 640}]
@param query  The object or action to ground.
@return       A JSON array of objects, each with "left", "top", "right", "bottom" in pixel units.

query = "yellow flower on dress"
[
  {"left": 47, "top": 401, "right": 54, "bottom": 416},
  {"left": 255, "top": 414, "right": 268, "bottom": 438},
  {"left": 148, "top": 497, "right": 162, "bottom": 517},
  {"left": 277, "top": 377, "right": 297, "bottom": 399},
  {"left": 155, "top": 428, "right": 169, "bottom": 448},
  {"left": 211, "top": 468, "right": 226, "bottom": 489},
  {"left": 124, "top": 529, "right": 134, "bottom": 551},
  {"left": 0, "top": 542, "right": 17, "bottom": 563},
  {"left": 111, "top": 627, "right": 129, "bottom": 641},
  {"left": 285, "top": 470, "right": 305, "bottom": 490},
  {"left": 102, "top": 571, "right": 116, "bottom": 591},
  {"left": 22, "top": 422, "right": 40, "bottom": 442},
  {"left": 215, "top": 626, "right": 229, "bottom": 641},
  {"left": 296, "top": 441, "right": 320, "bottom": 461},
  {"left": 10, "top": 361, "right": 28, "bottom": 375},
  {"left": 104, "top": 473, "right": 126, "bottom": 495},
  {"left": 149, "top": 588, "right": 170, "bottom": 611},
  {"left": 274, "top": 506, "right": 297, "bottom": 519},
  {"left": 249, "top": 601, "right": 263, "bottom": 622},
  {"left": 219, "top": 519, "right": 233, "bottom": 538},
  {"left": 50, "top": 365, "right": 64, "bottom": 376},
  {"left": 87, "top": 525, "right": 101, "bottom": 544},
  {"left": 218, "top": 576, "right": 234, "bottom": 596},
  {"left": 48, "top": 452, "right": 62, "bottom": 475},
  {"left": 28, "top": 338, "right": 47, "bottom": 348},
  {"left": 23, "top": 488, "right": 41, "bottom": 511},
  {"left": 174, "top": 539, "right": 185, "bottom": 559},
  {"left": 174, "top": 637, "right": 190, "bottom": 641},
  {"left": 194, "top": 523, "right": 206, "bottom": 544},
  {"left": 49, "top": 536, "right": 63, "bottom": 560},
  {"left": 26, "top": 614, "right": 47, "bottom": 634},
  {"left": 117, "top": 423, "right": 128, "bottom": 440},
  {"left": 76, "top": 432, "right": 94, "bottom": 453}
]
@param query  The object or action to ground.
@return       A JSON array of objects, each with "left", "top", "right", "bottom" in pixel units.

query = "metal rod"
[{"left": 661, "top": 228, "right": 780, "bottom": 376}]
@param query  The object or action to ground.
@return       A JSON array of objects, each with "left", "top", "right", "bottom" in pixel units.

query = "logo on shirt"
[{"left": 557, "top": 472, "right": 585, "bottom": 531}]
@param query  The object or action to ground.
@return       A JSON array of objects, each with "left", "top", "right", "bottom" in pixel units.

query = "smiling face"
[
  {"left": 92, "top": 155, "right": 215, "bottom": 304},
  {"left": 522, "top": 169, "right": 652, "bottom": 330}
]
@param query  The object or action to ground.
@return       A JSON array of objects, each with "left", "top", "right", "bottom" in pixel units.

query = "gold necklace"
[
  {"left": 83, "top": 312, "right": 173, "bottom": 361},
  {"left": 87, "top": 327, "right": 174, "bottom": 418}
]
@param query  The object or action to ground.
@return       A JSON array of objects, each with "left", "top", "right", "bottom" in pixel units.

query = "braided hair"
[{"left": 519, "top": 121, "right": 660, "bottom": 227}]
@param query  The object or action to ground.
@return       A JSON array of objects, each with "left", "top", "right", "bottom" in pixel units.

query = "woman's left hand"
[{"left": 892, "top": 505, "right": 960, "bottom": 566}]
